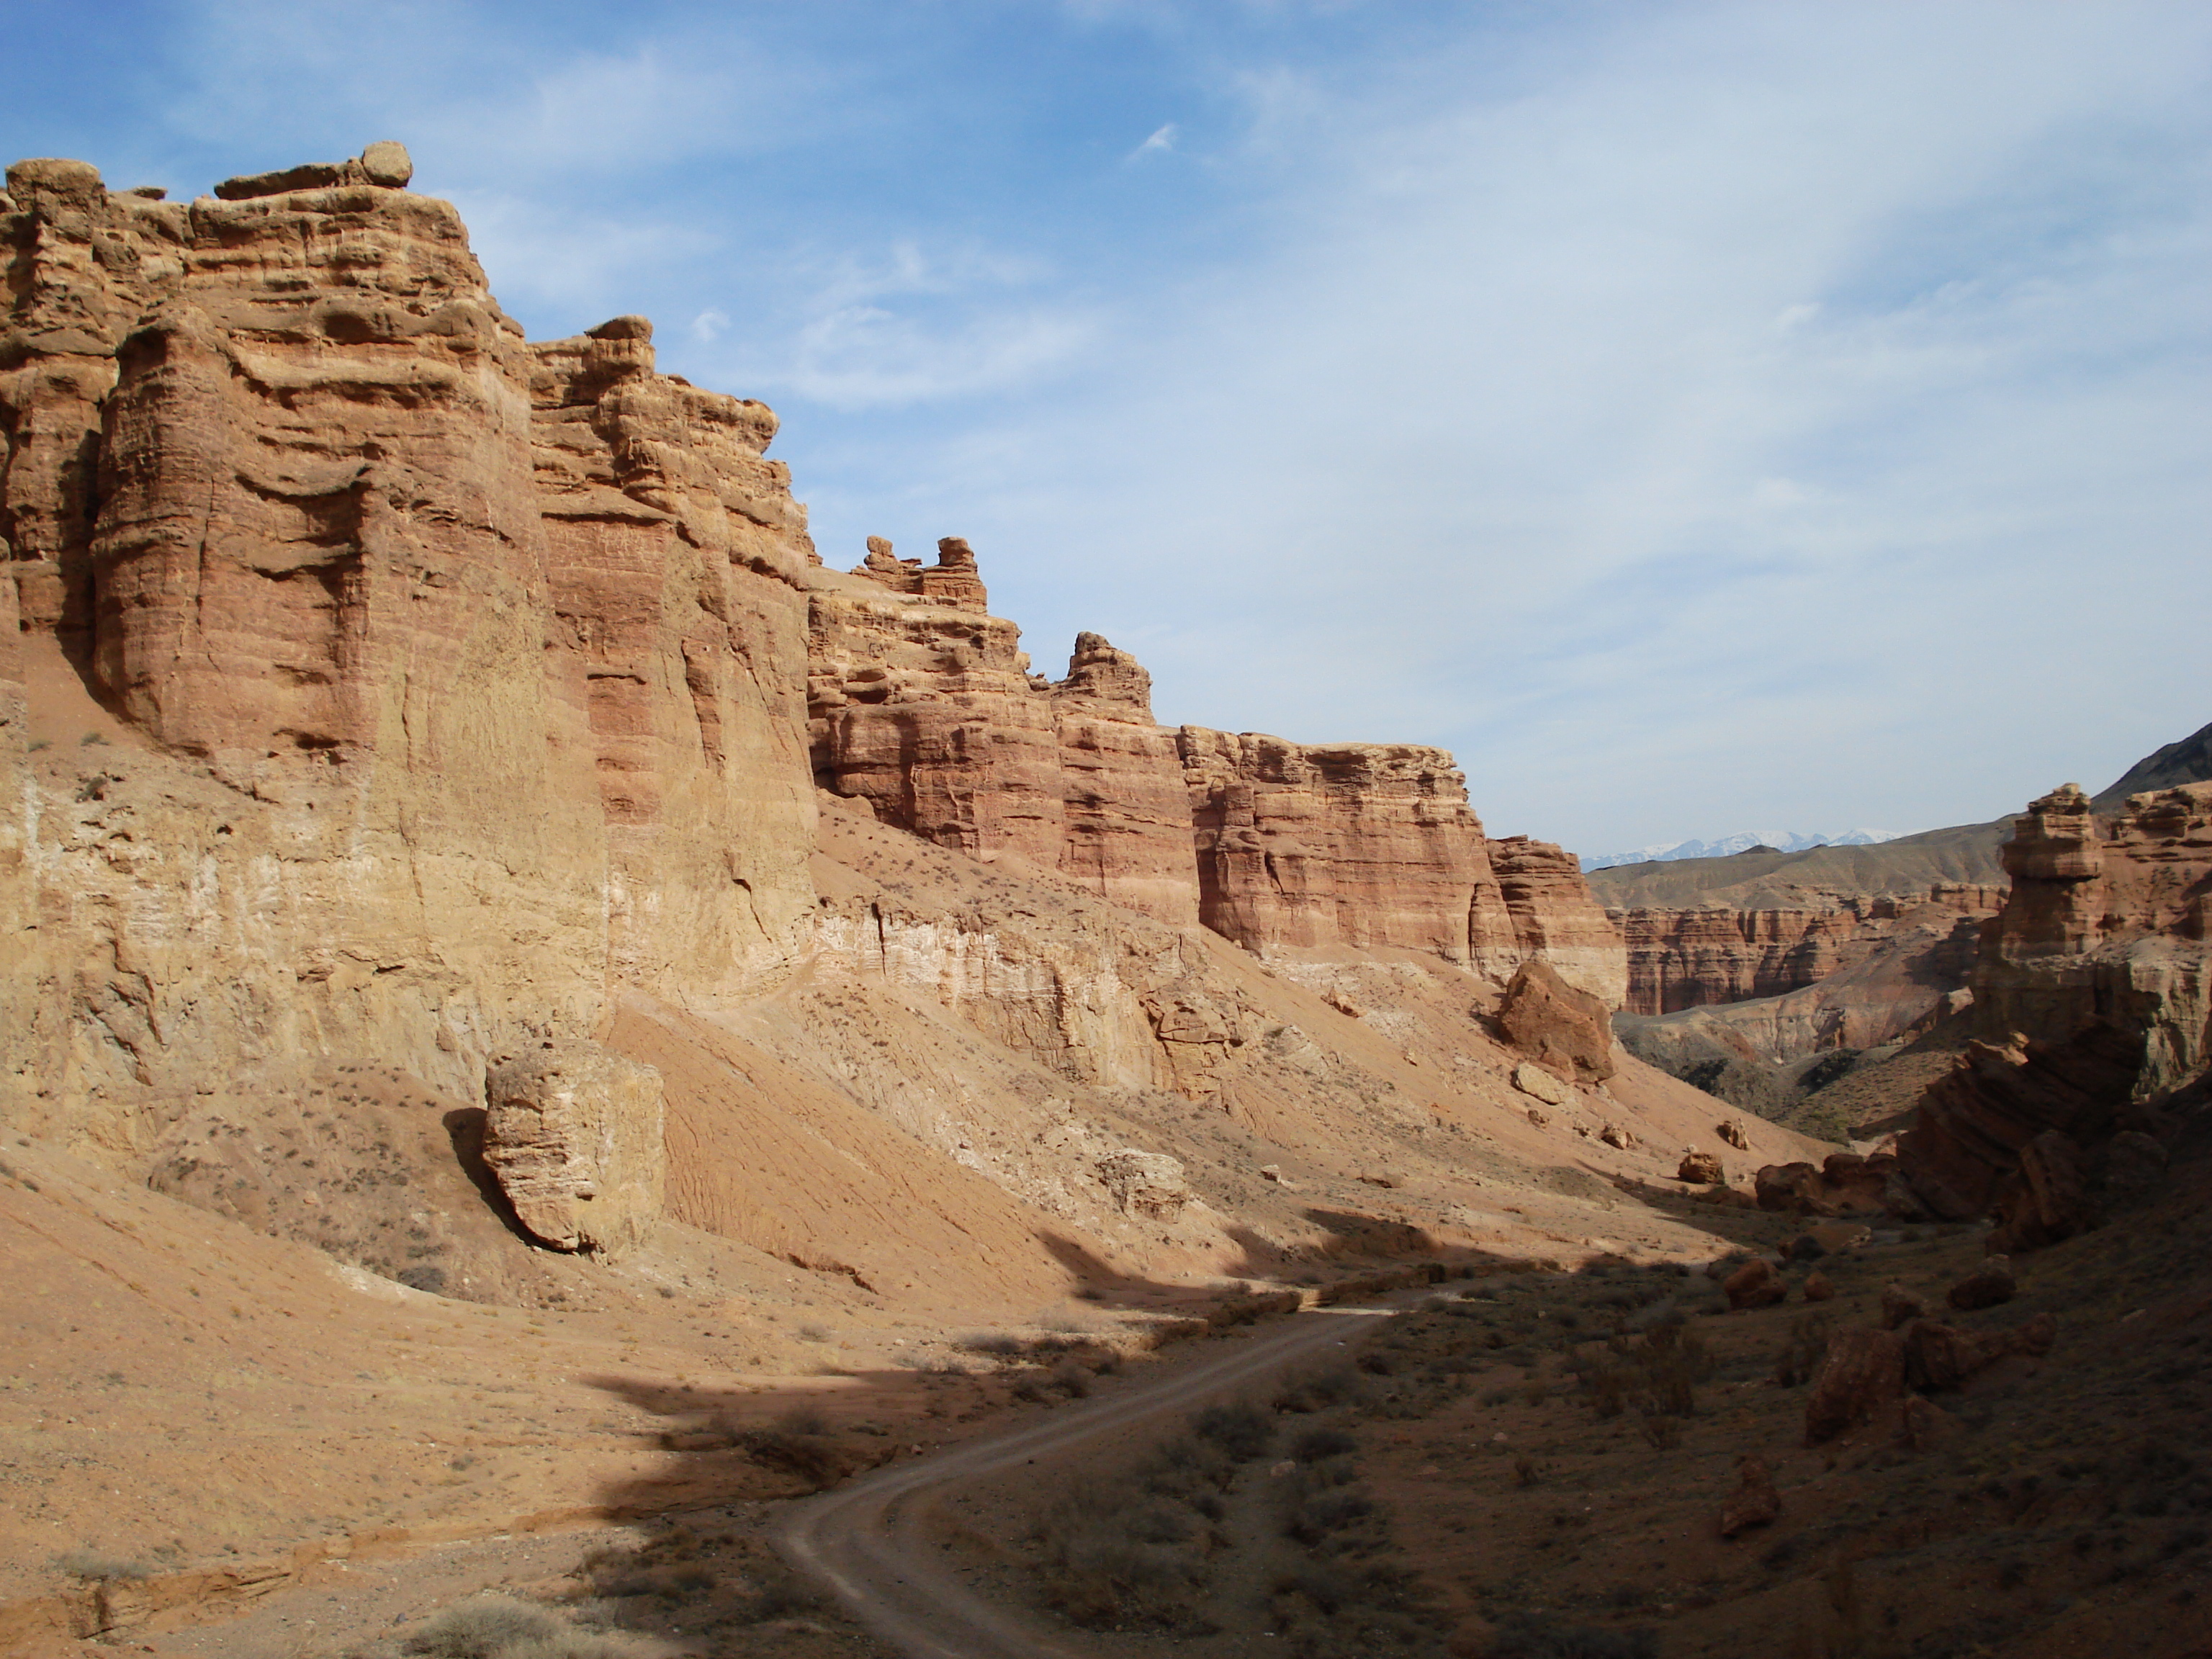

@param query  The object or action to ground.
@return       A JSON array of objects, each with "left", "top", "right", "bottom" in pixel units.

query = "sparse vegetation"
[{"left": 53, "top": 1547, "right": 149, "bottom": 1583}]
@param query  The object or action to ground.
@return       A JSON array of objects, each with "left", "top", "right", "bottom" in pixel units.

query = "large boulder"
[
  {"left": 1987, "top": 1130, "right": 2093, "bottom": 1254},
  {"left": 1804, "top": 1328, "right": 1907, "bottom": 1444},
  {"left": 483, "top": 1043, "right": 665, "bottom": 1254},
  {"left": 1097, "top": 1149, "right": 1190, "bottom": 1221},
  {"left": 1717, "top": 1455, "right": 1780, "bottom": 1537},
  {"left": 1497, "top": 959, "right": 1617, "bottom": 1084},
  {"left": 1677, "top": 1150, "right": 1726, "bottom": 1184},
  {"left": 1723, "top": 1257, "right": 1789, "bottom": 1310}
]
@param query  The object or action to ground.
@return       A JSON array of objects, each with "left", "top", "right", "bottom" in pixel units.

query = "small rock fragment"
[
  {"left": 1879, "top": 1282, "right": 1928, "bottom": 1330},
  {"left": 1801, "top": 1271, "right": 1835, "bottom": 1303},
  {"left": 1511, "top": 1061, "right": 1570, "bottom": 1107},
  {"left": 1946, "top": 1256, "right": 2016, "bottom": 1311},
  {"left": 1718, "top": 1454, "right": 1781, "bottom": 1537}
]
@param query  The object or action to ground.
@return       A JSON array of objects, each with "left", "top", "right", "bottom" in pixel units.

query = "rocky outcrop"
[
  {"left": 1095, "top": 1149, "right": 1191, "bottom": 1221},
  {"left": 482, "top": 1043, "right": 665, "bottom": 1253},
  {"left": 1894, "top": 781, "right": 2212, "bottom": 1226},
  {"left": 2, "top": 148, "right": 623, "bottom": 1133},
  {"left": 0, "top": 145, "right": 1646, "bottom": 1302},
  {"left": 808, "top": 567, "right": 1199, "bottom": 926},
  {"left": 1497, "top": 959, "right": 1616, "bottom": 1083},
  {"left": 1182, "top": 731, "right": 1489, "bottom": 961},
  {"left": 1753, "top": 1151, "right": 1893, "bottom": 1216},
  {"left": 1180, "top": 734, "right": 1623, "bottom": 1001},
  {"left": 1488, "top": 837, "right": 1629, "bottom": 1007}
]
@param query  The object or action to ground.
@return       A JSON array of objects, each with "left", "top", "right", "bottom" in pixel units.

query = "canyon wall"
[
  {"left": 1894, "top": 781, "right": 2212, "bottom": 1223},
  {"left": 0, "top": 148, "right": 824, "bottom": 1143},
  {"left": 1609, "top": 885, "right": 2000, "bottom": 1018},
  {"left": 1, "top": 146, "right": 1627, "bottom": 1256}
]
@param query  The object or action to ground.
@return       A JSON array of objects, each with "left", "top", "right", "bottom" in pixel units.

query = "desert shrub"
[
  {"left": 1295, "top": 1426, "right": 1359, "bottom": 1461},
  {"left": 1772, "top": 1310, "right": 1833, "bottom": 1388},
  {"left": 1483, "top": 1611, "right": 1657, "bottom": 1658},
  {"left": 1143, "top": 1435, "right": 1236, "bottom": 1502},
  {"left": 53, "top": 1548, "right": 148, "bottom": 1583},
  {"left": 959, "top": 1331, "right": 1025, "bottom": 1357},
  {"left": 743, "top": 1411, "right": 845, "bottom": 1487},
  {"left": 402, "top": 1597, "right": 562, "bottom": 1657},
  {"left": 1638, "top": 1414, "right": 1683, "bottom": 1450},
  {"left": 1276, "top": 1364, "right": 1367, "bottom": 1413},
  {"left": 1573, "top": 1324, "right": 1714, "bottom": 1422},
  {"left": 1034, "top": 1474, "right": 1210, "bottom": 1631},
  {"left": 1050, "top": 1357, "right": 1094, "bottom": 1397},
  {"left": 775, "top": 1403, "right": 830, "bottom": 1436},
  {"left": 1285, "top": 1486, "right": 1377, "bottom": 1546},
  {"left": 1193, "top": 1398, "right": 1274, "bottom": 1462}
]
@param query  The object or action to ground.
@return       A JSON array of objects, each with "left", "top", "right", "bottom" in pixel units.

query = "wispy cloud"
[
  {"left": 1130, "top": 122, "right": 1179, "bottom": 158},
  {"left": 9, "top": 0, "right": 2200, "bottom": 853}
]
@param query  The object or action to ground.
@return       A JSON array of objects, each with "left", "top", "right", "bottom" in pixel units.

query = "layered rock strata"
[
  {"left": 1610, "top": 885, "right": 2000, "bottom": 1018},
  {"left": 1, "top": 145, "right": 1632, "bottom": 1276},
  {"left": 1894, "top": 781, "right": 2212, "bottom": 1226}
]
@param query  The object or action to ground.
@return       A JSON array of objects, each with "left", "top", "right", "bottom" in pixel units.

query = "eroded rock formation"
[
  {"left": 1, "top": 143, "right": 1635, "bottom": 1287},
  {"left": 1893, "top": 781, "right": 2212, "bottom": 1229},
  {"left": 1609, "top": 885, "right": 1999, "bottom": 1023},
  {"left": 483, "top": 1042, "right": 666, "bottom": 1253}
]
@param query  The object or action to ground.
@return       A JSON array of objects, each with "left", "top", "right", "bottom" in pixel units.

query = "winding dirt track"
[{"left": 775, "top": 1306, "right": 1395, "bottom": 1658}]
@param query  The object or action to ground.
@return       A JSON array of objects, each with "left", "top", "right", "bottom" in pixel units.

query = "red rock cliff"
[
  {"left": 1896, "top": 781, "right": 2212, "bottom": 1221},
  {"left": 1611, "top": 885, "right": 2002, "bottom": 1016},
  {"left": 0, "top": 146, "right": 819, "bottom": 1127}
]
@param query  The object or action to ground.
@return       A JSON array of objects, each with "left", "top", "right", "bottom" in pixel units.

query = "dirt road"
[{"left": 774, "top": 1305, "right": 1395, "bottom": 1658}]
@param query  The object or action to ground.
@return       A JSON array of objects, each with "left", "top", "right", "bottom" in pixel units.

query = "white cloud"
[
  {"left": 835, "top": 2, "right": 2212, "bottom": 852},
  {"left": 691, "top": 308, "right": 731, "bottom": 344},
  {"left": 1130, "top": 122, "right": 1179, "bottom": 158}
]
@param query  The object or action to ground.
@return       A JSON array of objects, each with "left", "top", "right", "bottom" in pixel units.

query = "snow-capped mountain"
[{"left": 1581, "top": 828, "right": 1912, "bottom": 871}]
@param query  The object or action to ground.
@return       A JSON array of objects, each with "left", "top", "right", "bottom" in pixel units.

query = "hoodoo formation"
[{"left": 4, "top": 146, "right": 2211, "bottom": 1659}]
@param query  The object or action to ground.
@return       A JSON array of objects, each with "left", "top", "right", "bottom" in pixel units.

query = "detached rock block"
[
  {"left": 1678, "top": 1150, "right": 1725, "bottom": 1184},
  {"left": 1498, "top": 959, "right": 1616, "bottom": 1083},
  {"left": 1717, "top": 1118, "right": 1750, "bottom": 1150},
  {"left": 1804, "top": 1327, "right": 1906, "bottom": 1444},
  {"left": 1880, "top": 1282, "right": 1929, "bottom": 1330},
  {"left": 1718, "top": 1454, "right": 1781, "bottom": 1537},
  {"left": 1511, "top": 1061, "right": 1569, "bottom": 1107},
  {"left": 1946, "top": 1256, "right": 2017, "bottom": 1311},
  {"left": 483, "top": 1042, "right": 665, "bottom": 1254},
  {"left": 1723, "top": 1257, "right": 1788, "bottom": 1310},
  {"left": 1902, "top": 1313, "right": 2055, "bottom": 1393},
  {"left": 1097, "top": 1149, "right": 1190, "bottom": 1221}
]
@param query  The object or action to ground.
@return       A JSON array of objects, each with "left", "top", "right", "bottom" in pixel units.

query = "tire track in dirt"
[{"left": 775, "top": 1305, "right": 1395, "bottom": 1658}]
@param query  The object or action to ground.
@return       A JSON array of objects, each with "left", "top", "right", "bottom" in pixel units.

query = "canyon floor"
[{"left": 7, "top": 1113, "right": 2210, "bottom": 1658}]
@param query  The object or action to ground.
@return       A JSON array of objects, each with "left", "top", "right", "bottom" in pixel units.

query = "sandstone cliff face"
[
  {"left": 1610, "top": 885, "right": 2000, "bottom": 1019},
  {"left": 806, "top": 560, "right": 1198, "bottom": 927},
  {"left": 1177, "top": 734, "right": 1623, "bottom": 1004},
  {"left": 1895, "top": 782, "right": 2212, "bottom": 1224},
  {"left": 0, "top": 148, "right": 815, "bottom": 1144},
  {"left": 529, "top": 314, "right": 818, "bottom": 994},
  {"left": 1489, "top": 835, "right": 1629, "bottom": 1009},
  {"left": 1, "top": 145, "right": 1635, "bottom": 1298}
]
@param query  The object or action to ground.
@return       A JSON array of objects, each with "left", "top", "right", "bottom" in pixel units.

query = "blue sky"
[{"left": 8, "top": 1, "right": 2208, "bottom": 855}]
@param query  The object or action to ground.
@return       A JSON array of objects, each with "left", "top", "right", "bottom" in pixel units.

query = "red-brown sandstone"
[{"left": 1894, "top": 781, "right": 2212, "bottom": 1225}]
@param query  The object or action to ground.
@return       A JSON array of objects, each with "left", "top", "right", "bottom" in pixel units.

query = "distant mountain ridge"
[{"left": 1583, "top": 827, "right": 1911, "bottom": 872}]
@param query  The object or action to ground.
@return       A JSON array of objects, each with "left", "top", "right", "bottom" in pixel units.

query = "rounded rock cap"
[
  {"left": 586, "top": 315, "right": 654, "bottom": 341},
  {"left": 359, "top": 140, "right": 413, "bottom": 188},
  {"left": 6, "top": 157, "right": 104, "bottom": 197}
]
